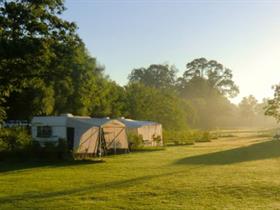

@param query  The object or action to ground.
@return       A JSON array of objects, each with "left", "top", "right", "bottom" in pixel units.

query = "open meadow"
[
  {"left": 1, "top": 130, "right": 280, "bottom": 210},
  {"left": 1, "top": 1, "right": 280, "bottom": 209}
]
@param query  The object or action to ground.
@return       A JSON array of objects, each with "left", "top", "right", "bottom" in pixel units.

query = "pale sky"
[{"left": 63, "top": 0, "right": 280, "bottom": 104}]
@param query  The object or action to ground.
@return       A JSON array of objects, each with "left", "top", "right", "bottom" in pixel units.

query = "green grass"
[{"left": 1, "top": 131, "right": 280, "bottom": 209}]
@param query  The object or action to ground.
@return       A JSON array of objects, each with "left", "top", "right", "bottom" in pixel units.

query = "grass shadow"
[
  {"left": 0, "top": 159, "right": 103, "bottom": 173},
  {"left": 0, "top": 168, "right": 190, "bottom": 205},
  {"left": 131, "top": 147, "right": 166, "bottom": 153},
  {"left": 174, "top": 140, "right": 280, "bottom": 165}
]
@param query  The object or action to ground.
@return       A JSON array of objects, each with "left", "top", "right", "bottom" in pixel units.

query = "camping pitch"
[{"left": 31, "top": 114, "right": 128, "bottom": 156}]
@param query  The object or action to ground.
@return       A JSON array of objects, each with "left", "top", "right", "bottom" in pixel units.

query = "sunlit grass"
[{"left": 1, "top": 131, "right": 280, "bottom": 209}]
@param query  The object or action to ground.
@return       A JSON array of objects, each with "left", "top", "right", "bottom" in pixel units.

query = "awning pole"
[
  {"left": 99, "top": 127, "right": 102, "bottom": 158},
  {"left": 114, "top": 135, "right": 116, "bottom": 155}
]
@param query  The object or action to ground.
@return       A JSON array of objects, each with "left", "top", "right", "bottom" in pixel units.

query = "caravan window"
[{"left": 37, "top": 126, "right": 52, "bottom": 137}]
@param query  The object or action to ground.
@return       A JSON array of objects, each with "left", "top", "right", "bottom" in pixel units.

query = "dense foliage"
[
  {"left": 178, "top": 58, "right": 239, "bottom": 98},
  {"left": 0, "top": 0, "right": 276, "bottom": 130},
  {"left": 0, "top": 128, "right": 71, "bottom": 160},
  {"left": 265, "top": 84, "right": 280, "bottom": 122},
  {"left": 1, "top": 0, "right": 98, "bottom": 118},
  {"left": 127, "top": 132, "right": 144, "bottom": 150},
  {"left": 0, "top": 127, "right": 30, "bottom": 152},
  {"left": 163, "top": 130, "right": 211, "bottom": 146},
  {"left": 125, "top": 83, "right": 191, "bottom": 130},
  {"left": 129, "top": 64, "right": 177, "bottom": 89}
]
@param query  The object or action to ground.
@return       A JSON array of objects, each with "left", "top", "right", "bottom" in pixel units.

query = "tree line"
[{"left": 0, "top": 0, "right": 278, "bottom": 130}]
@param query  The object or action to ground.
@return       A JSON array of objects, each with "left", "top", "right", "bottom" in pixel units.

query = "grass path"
[{"left": 1, "top": 132, "right": 280, "bottom": 209}]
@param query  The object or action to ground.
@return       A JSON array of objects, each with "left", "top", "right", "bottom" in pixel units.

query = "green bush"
[
  {"left": 152, "top": 134, "right": 162, "bottom": 145},
  {"left": 31, "top": 139, "right": 72, "bottom": 160},
  {"left": 41, "top": 141, "right": 58, "bottom": 159},
  {"left": 195, "top": 131, "right": 211, "bottom": 142},
  {"left": 163, "top": 130, "right": 194, "bottom": 146},
  {"left": 0, "top": 127, "right": 31, "bottom": 152},
  {"left": 273, "top": 134, "right": 280, "bottom": 140},
  {"left": 163, "top": 130, "right": 211, "bottom": 146},
  {"left": 127, "top": 132, "right": 144, "bottom": 150},
  {"left": 57, "top": 139, "right": 72, "bottom": 159},
  {"left": 0, "top": 128, "right": 32, "bottom": 160},
  {"left": 0, "top": 128, "right": 72, "bottom": 161},
  {"left": 210, "top": 131, "right": 236, "bottom": 139}
]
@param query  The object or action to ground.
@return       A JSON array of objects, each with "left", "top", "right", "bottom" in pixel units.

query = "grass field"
[{"left": 1, "top": 130, "right": 280, "bottom": 210}]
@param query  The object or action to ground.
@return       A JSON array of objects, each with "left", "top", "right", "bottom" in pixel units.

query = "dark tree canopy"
[
  {"left": 0, "top": 0, "right": 80, "bottom": 90},
  {"left": 128, "top": 64, "right": 177, "bottom": 89},
  {"left": 0, "top": 0, "right": 100, "bottom": 119}
]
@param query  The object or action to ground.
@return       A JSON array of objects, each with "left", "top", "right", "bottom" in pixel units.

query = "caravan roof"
[
  {"left": 31, "top": 116, "right": 67, "bottom": 126},
  {"left": 80, "top": 118, "right": 125, "bottom": 128},
  {"left": 119, "top": 118, "right": 160, "bottom": 128},
  {"left": 31, "top": 115, "right": 125, "bottom": 128}
]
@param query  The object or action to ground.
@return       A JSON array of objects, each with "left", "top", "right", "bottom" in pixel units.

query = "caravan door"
[{"left": 67, "top": 127, "right": 75, "bottom": 150}]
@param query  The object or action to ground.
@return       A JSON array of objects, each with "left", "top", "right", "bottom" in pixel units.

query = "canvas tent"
[
  {"left": 67, "top": 117, "right": 100, "bottom": 155},
  {"left": 31, "top": 114, "right": 128, "bottom": 156},
  {"left": 81, "top": 118, "right": 128, "bottom": 154},
  {"left": 119, "top": 118, "right": 163, "bottom": 146}
]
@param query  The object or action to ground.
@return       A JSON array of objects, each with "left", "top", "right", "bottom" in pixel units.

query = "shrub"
[
  {"left": 127, "top": 132, "right": 144, "bottom": 150},
  {"left": 0, "top": 127, "right": 31, "bottom": 152},
  {"left": 163, "top": 130, "right": 211, "bottom": 146},
  {"left": 273, "top": 134, "right": 280, "bottom": 140},
  {"left": 163, "top": 130, "right": 194, "bottom": 146},
  {"left": 57, "top": 139, "right": 72, "bottom": 160},
  {"left": 210, "top": 131, "right": 236, "bottom": 139},
  {"left": 152, "top": 134, "right": 162, "bottom": 145},
  {"left": 32, "top": 139, "right": 72, "bottom": 160},
  {"left": 42, "top": 142, "right": 58, "bottom": 159},
  {"left": 29, "top": 140, "right": 42, "bottom": 158},
  {"left": 0, "top": 128, "right": 72, "bottom": 161},
  {"left": 195, "top": 131, "right": 211, "bottom": 142},
  {"left": 0, "top": 127, "right": 32, "bottom": 160}
]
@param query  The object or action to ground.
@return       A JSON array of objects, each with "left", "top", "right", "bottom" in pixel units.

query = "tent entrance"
[
  {"left": 96, "top": 128, "right": 107, "bottom": 157},
  {"left": 101, "top": 127, "right": 127, "bottom": 155}
]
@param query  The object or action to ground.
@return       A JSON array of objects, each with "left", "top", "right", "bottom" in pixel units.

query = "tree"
[
  {"left": 0, "top": 86, "right": 9, "bottom": 122},
  {"left": 265, "top": 84, "right": 280, "bottom": 122},
  {"left": 128, "top": 64, "right": 177, "bottom": 89},
  {"left": 177, "top": 76, "right": 213, "bottom": 99},
  {"left": 178, "top": 58, "right": 239, "bottom": 98},
  {"left": 125, "top": 83, "right": 191, "bottom": 130},
  {"left": 0, "top": 95, "right": 7, "bottom": 122},
  {"left": 0, "top": 0, "right": 106, "bottom": 119},
  {"left": 0, "top": 0, "right": 84, "bottom": 118},
  {"left": 176, "top": 73, "right": 235, "bottom": 128},
  {"left": 174, "top": 58, "right": 240, "bottom": 129},
  {"left": 253, "top": 98, "right": 277, "bottom": 127},
  {"left": 5, "top": 79, "right": 55, "bottom": 120},
  {"left": 238, "top": 95, "right": 258, "bottom": 123},
  {"left": 0, "top": 0, "right": 79, "bottom": 89},
  {"left": 90, "top": 79, "right": 127, "bottom": 118}
]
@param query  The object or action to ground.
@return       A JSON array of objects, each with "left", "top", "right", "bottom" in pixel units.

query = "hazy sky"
[{"left": 63, "top": 0, "right": 280, "bottom": 104}]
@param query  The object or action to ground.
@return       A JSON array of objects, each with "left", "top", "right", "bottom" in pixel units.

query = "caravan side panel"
[{"left": 31, "top": 116, "right": 67, "bottom": 142}]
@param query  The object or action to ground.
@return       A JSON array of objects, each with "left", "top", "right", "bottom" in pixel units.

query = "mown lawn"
[{"left": 1, "top": 132, "right": 280, "bottom": 210}]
